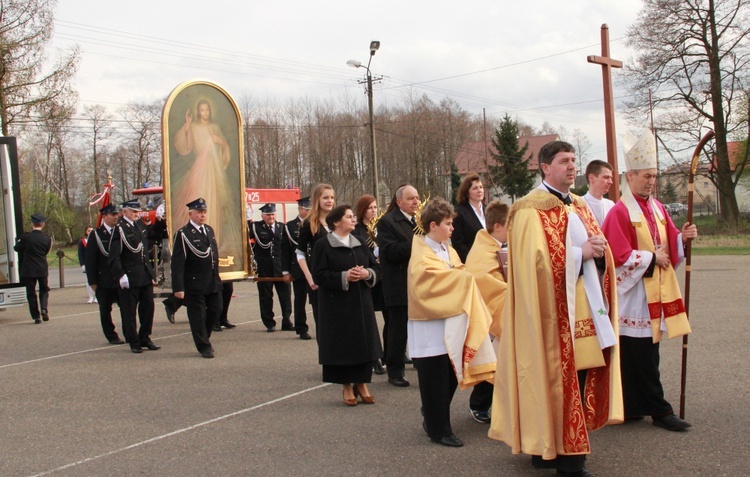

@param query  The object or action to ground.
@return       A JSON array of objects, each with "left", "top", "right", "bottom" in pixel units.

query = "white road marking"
[{"left": 27, "top": 382, "right": 331, "bottom": 477}]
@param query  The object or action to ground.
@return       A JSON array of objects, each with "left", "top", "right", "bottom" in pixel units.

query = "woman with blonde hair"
[{"left": 296, "top": 183, "right": 335, "bottom": 327}]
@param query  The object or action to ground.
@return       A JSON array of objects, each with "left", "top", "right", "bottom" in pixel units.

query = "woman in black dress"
[
  {"left": 296, "top": 183, "right": 335, "bottom": 326},
  {"left": 312, "top": 204, "right": 382, "bottom": 406},
  {"left": 353, "top": 194, "right": 386, "bottom": 375}
]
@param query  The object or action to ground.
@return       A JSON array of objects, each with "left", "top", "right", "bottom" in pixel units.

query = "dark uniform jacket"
[
  {"left": 376, "top": 208, "right": 415, "bottom": 307},
  {"left": 452, "top": 202, "right": 485, "bottom": 263},
  {"left": 85, "top": 225, "right": 118, "bottom": 289},
  {"left": 14, "top": 230, "right": 52, "bottom": 278},
  {"left": 108, "top": 218, "right": 155, "bottom": 287},
  {"left": 171, "top": 222, "right": 221, "bottom": 295},
  {"left": 251, "top": 221, "right": 285, "bottom": 277},
  {"left": 283, "top": 216, "right": 304, "bottom": 280}
]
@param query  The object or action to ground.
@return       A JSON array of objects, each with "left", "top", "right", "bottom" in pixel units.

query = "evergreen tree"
[{"left": 489, "top": 114, "right": 536, "bottom": 202}]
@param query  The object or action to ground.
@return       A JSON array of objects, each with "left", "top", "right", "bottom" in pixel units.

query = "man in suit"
[
  {"left": 14, "top": 213, "right": 53, "bottom": 323},
  {"left": 376, "top": 184, "right": 420, "bottom": 387},
  {"left": 282, "top": 196, "right": 312, "bottom": 340},
  {"left": 171, "top": 198, "right": 223, "bottom": 358},
  {"left": 109, "top": 200, "right": 159, "bottom": 354},
  {"left": 251, "top": 203, "right": 292, "bottom": 332},
  {"left": 85, "top": 204, "right": 125, "bottom": 344}
]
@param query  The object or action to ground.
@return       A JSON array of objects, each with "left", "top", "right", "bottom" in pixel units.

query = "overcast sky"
[{"left": 52, "top": 0, "right": 647, "bottom": 166}]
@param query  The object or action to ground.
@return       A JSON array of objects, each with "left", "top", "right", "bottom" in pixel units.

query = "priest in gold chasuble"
[{"left": 489, "top": 141, "right": 622, "bottom": 477}]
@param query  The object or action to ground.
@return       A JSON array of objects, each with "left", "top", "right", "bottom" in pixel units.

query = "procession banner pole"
[{"left": 680, "top": 129, "right": 714, "bottom": 419}]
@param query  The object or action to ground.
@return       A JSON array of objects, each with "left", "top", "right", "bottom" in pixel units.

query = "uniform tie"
[{"left": 410, "top": 216, "right": 417, "bottom": 228}]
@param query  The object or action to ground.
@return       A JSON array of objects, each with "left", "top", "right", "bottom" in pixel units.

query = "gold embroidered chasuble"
[
  {"left": 407, "top": 236, "right": 496, "bottom": 389},
  {"left": 488, "top": 189, "right": 623, "bottom": 460}
]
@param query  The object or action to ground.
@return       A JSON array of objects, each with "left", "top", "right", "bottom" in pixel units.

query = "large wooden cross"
[{"left": 587, "top": 24, "right": 623, "bottom": 201}]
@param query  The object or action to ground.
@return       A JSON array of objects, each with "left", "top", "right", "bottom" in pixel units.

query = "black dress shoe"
[
  {"left": 652, "top": 413, "right": 691, "bottom": 431},
  {"left": 299, "top": 332, "right": 312, "bottom": 340},
  {"left": 373, "top": 360, "right": 386, "bottom": 375},
  {"left": 266, "top": 326, "right": 276, "bottom": 332},
  {"left": 212, "top": 324, "right": 222, "bottom": 332},
  {"left": 34, "top": 318, "right": 42, "bottom": 324},
  {"left": 142, "top": 342, "right": 161, "bottom": 351},
  {"left": 281, "top": 324, "right": 295, "bottom": 331},
  {"left": 221, "top": 322, "right": 236, "bottom": 329},
  {"left": 41, "top": 309, "right": 49, "bottom": 321},
  {"left": 109, "top": 338, "right": 126, "bottom": 345},
  {"left": 557, "top": 468, "right": 596, "bottom": 477},
  {"left": 431, "top": 434, "right": 464, "bottom": 447},
  {"left": 130, "top": 345, "right": 143, "bottom": 354},
  {"left": 164, "top": 304, "right": 175, "bottom": 324},
  {"left": 200, "top": 348, "right": 215, "bottom": 359},
  {"left": 388, "top": 377, "right": 410, "bottom": 387}
]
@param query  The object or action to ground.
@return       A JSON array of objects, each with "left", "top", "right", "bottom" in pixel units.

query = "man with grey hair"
[{"left": 377, "top": 183, "right": 420, "bottom": 387}]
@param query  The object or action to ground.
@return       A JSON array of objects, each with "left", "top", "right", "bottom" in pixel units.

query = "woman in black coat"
[
  {"left": 312, "top": 204, "right": 382, "bottom": 406},
  {"left": 451, "top": 173, "right": 486, "bottom": 263},
  {"left": 353, "top": 194, "right": 387, "bottom": 375}
]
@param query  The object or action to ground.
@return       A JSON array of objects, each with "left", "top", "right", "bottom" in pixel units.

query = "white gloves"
[
  {"left": 119, "top": 274, "right": 130, "bottom": 289},
  {"left": 81, "top": 265, "right": 86, "bottom": 273}
]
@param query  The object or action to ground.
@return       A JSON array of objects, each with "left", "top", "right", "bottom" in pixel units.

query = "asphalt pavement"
[{"left": 0, "top": 255, "right": 747, "bottom": 476}]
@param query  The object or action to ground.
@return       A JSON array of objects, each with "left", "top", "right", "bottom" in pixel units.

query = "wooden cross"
[{"left": 587, "top": 24, "right": 623, "bottom": 201}]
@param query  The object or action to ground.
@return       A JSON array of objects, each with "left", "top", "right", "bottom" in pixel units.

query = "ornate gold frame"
[{"left": 162, "top": 79, "right": 249, "bottom": 280}]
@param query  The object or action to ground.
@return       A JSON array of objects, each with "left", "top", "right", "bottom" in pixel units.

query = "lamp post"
[{"left": 347, "top": 40, "right": 381, "bottom": 201}]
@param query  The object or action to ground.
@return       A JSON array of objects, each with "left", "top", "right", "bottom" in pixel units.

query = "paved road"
[{"left": 1, "top": 256, "right": 747, "bottom": 476}]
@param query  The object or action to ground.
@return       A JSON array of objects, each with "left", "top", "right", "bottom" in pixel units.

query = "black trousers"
[
  {"left": 469, "top": 380, "right": 494, "bottom": 412},
  {"left": 23, "top": 276, "right": 49, "bottom": 319},
  {"left": 620, "top": 335, "right": 673, "bottom": 417},
  {"left": 95, "top": 287, "right": 121, "bottom": 341},
  {"left": 117, "top": 284, "right": 154, "bottom": 345},
  {"left": 257, "top": 280, "right": 292, "bottom": 328},
  {"left": 291, "top": 278, "right": 309, "bottom": 334},
  {"left": 219, "top": 282, "right": 233, "bottom": 324},
  {"left": 413, "top": 354, "right": 457, "bottom": 440},
  {"left": 185, "top": 290, "right": 222, "bottom": 352},
  {"left": 163, "top": 294, "right": 183, "bottom": 315},
  {"left": 385, "top": 305, "right": 408, "bottom": 379}
]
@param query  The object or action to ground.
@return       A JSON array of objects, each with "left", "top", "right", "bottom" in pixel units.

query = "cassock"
[
  {"left": 601, "top": 191, "right": 690, "bottom": 418},
  {"left": 601, "top": 194, "right": 690, "bottom": 341},
  {"left": 489, "top": 187, "right": 623, "bottom": 461}
]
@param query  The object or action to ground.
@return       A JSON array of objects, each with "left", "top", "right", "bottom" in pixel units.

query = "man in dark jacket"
[
  {"left": 251, "top": 203, "right": 292, "bottom": 332},
  {"left": 109, "top": 200, "right": 158, "bottom": 354},
  {"left": 282, "top": 196, "right": 312, "bottom": 340},
  {"left": 14, "top": 213, "right": 53, "bottom": 323},
  {"left": 171, "top": 198, "right": 222, "bottom": 358},
  {"left": 376, "top": 184, "right": 420, "bottom": 387},
  {"left": 85, "top": 204, "right": 125, "bottom": 344}
]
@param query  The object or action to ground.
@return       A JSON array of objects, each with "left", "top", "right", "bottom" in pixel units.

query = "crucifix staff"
[{"left": 587, "top": 24, "right": 623, "bottom": 201}]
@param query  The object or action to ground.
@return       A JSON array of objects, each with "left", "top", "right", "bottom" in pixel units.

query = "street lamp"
[{"left": 348, "top": 40, "right": 381, "bottom": 201}]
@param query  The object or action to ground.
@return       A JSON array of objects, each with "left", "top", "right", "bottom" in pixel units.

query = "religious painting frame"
[{"left": 162, "top": 80, "right": 249, "bottom": 280}]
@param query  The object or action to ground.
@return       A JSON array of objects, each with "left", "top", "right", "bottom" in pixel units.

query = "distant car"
[{"left": 667, "top": 203, "right": 685, "bottom": 215}]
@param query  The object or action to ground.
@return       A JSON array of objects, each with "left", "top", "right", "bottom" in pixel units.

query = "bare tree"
[
  {"left": 0, "top": 0, "right": 79, "bottom": 135},
  {"left": 81, "top": 104, "right": 116, "bottom": 191},
  {"left": 119, "top": 101, "right": 162, "bottom": 191},
  {"left": 622, "top": 0, "right": 749, "bottom": 223}
]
